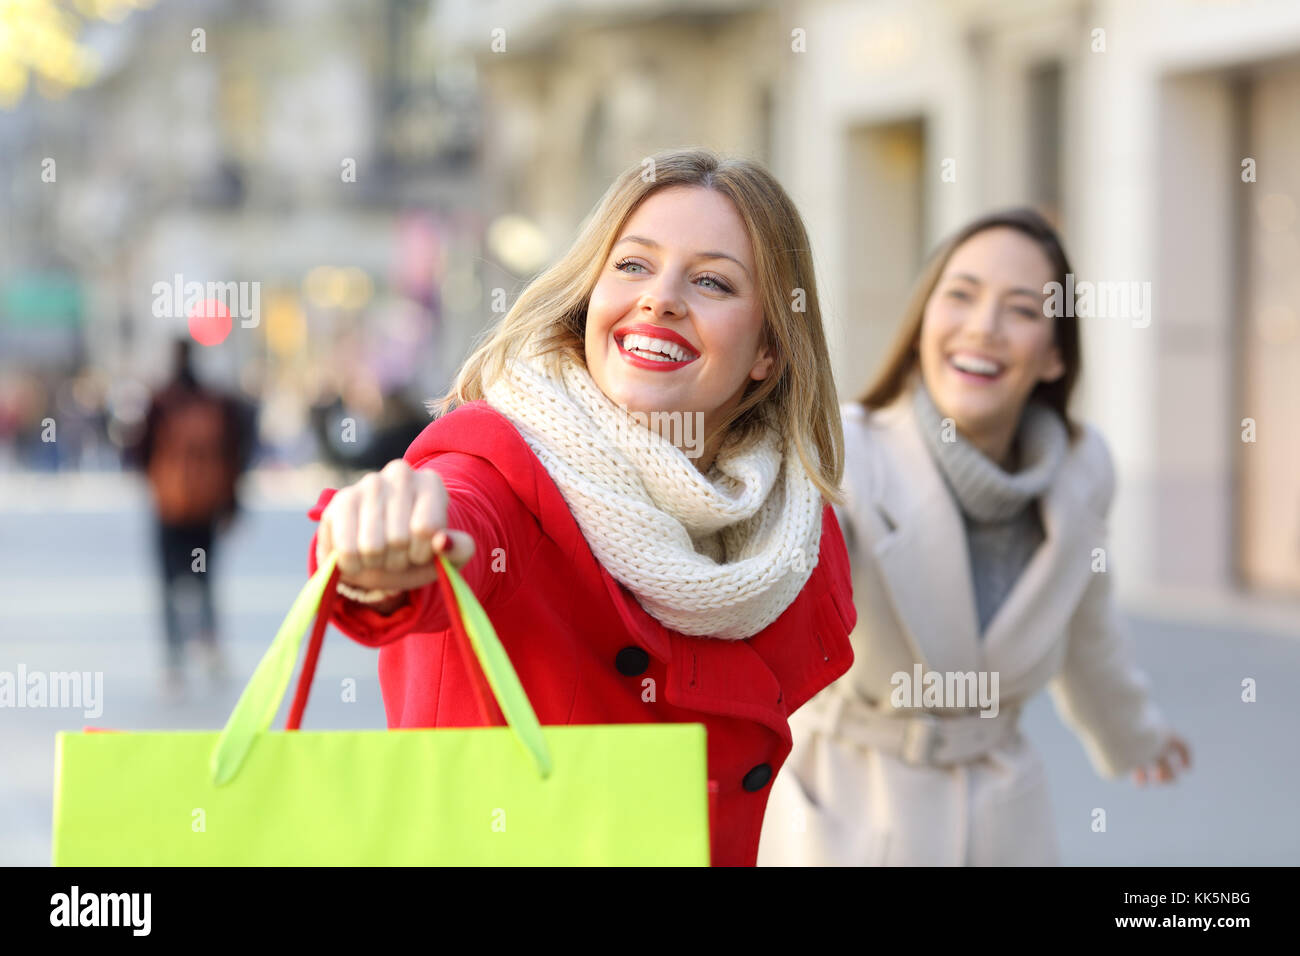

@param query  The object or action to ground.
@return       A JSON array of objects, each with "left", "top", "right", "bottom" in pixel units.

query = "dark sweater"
[{"left": 912, "top": 383, "right": 1068, "bottom": 634}]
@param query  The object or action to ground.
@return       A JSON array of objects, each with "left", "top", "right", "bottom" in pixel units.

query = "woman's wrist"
[
  {"left": 337, "top": 583, "right": 411, "bottom": 617},
  {"left": 367, "top": 591, "right": 411, "bottom": 616},
  {"left": 336, "top": 578, "right": 407, "bottom": 607}
]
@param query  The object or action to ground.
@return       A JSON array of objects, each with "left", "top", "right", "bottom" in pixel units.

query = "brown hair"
[
  {"left": 435, "top": 147, "right": 845, "bottom": 503},
  {"left": 857, "top": 207, "right": 1081, "bottom": 440}
]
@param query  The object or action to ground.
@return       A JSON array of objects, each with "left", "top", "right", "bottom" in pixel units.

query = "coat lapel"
[
  {"left": 868, "top": 401, "right": 983, "bottom": 674},
  {"left": 980, "top": 451, "right": 1104, "bottom": 685},
  {"left": 864, "top": 397, "right": 1104, "bottom": 683}
]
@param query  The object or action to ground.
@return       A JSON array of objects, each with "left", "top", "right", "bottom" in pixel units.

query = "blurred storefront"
[
  {"left": 772, "top": 0, "right": 1300, "bottom": 600},
  {"left": 3, "top": 0, "right": 1297, "bottom": 604},
  {"left": 431, "top": 0, "right": 1300, "bottom": 605},
  {"left": 0, "top": 0, "right": 487, "bottom": 472}
]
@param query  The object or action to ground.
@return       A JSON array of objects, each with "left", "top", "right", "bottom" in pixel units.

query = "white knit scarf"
[{"left": 482, "top": 350, "right": 824, "bottom": 639}]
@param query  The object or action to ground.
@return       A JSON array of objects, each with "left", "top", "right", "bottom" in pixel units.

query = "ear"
[
  {"left": 1039, "top": 344, "right": 1066, "bottom": 384},
  {"left": 749, "top": 343, "right": 776, "bottom": 381}
]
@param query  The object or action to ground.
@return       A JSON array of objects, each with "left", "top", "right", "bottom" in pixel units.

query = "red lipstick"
[{"left": 613, "top": 324, "right": 700, "bottom": 371}]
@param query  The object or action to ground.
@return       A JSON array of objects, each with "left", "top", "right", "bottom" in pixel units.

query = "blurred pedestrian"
[{"left": 127, "top": 337, "right": 256, "bottom": 695}]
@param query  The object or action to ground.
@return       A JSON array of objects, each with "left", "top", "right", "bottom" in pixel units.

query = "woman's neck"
[
  {"left": 965, "top": 419, "right": 1019, "bottom": 469},
  {"left": 693, "top": 433, "right": 723, "bottom": 473}
]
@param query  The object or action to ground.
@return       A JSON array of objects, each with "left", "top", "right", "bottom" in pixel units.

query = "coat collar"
[
  {"left": 409, "top": 401, "right": 854, "bottom": 743},
  {"left": 864, "top": 395, "right": 1102, "bottom": 681}
]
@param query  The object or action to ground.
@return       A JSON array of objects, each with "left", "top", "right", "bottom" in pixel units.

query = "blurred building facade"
[
  {"left": 431, "top": 0, "right": 1300, "bottom": 605},
  {"left": 3, "top": 0, "right": 1297, "bottom": 605},
  {"left": 0, "top": 0, "right": 489, "bottom": 473}
]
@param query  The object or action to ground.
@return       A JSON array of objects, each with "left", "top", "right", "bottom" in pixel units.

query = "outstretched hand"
[
  {"left": 316, "top": 459, "right": 477, "bottom": 595},
  {"left": 1132, "top": 734, "right": 1191, "bottom": 786}
]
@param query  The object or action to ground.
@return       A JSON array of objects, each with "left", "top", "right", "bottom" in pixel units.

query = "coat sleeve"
[
  {"left": 1046, "top": 428, "right": 1172, "bottom": 779},
  {"left": 305, "top": 451, "right": 531, "bottom": 648}
]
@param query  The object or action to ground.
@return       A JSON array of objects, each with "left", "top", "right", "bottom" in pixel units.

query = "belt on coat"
[{"left": 809, "top": 692, "right": 1022, "bottom": 767}]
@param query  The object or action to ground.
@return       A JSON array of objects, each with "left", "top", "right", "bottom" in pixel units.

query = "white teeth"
[
  {"left": 621, "top": 333, "right": 694, "bottom": 362},
  {"left": 950, "top": 354, "right": 1001, "bottom": 376}
]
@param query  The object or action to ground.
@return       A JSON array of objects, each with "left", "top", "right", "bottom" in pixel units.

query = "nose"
[
  {"left": 638, "top": 272, "right": 687, "bottom": 321},
  {"left": 964, "top": 295, "right": 1001, "bottom": 339}
]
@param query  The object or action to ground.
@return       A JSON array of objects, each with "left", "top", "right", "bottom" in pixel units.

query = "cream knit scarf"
[{"left": 483, "top": 350, "right": 824, "bottom": 639}]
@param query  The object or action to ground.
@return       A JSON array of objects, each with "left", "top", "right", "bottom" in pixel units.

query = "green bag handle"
[{"left": 210, "top": 552, "right": 554, "bottom": 786}]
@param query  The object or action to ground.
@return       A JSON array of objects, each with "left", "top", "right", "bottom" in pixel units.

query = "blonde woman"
[
  {"left": 305, "top": 148, "right": 857, "bottom": 867},
  {"left": 758, "top": 209, "right": 1190, "bottom": 866}
]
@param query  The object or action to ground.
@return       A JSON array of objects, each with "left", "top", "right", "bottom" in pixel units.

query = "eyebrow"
[
  {"left": 947, "top": 272, "right": 1040, "bottom": 298},
  {"left": 615, "top": 235, "right": 751, "bottom": 278}
]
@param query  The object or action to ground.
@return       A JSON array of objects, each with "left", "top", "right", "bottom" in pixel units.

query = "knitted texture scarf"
[
  {"left": 912, "top": 382, "right": 1068, "bottom": 633},
  {"left": 482, "top": 350, "right": 824, "bottom": 639}
]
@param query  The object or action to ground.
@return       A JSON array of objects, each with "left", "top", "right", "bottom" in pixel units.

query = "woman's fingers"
[
  {"left": 436, "top": 528, "right": 477, "bottom": 569},
  {"left": 1170, "top": 736, "right": 1192, "bottom": 770},
  {"left": 326, "top": 489, "right": 361, "bottom": 575},
  {"left": 316, "top": 505, "right": 334, "bottom": 570},
  {"left": 408, "top": 470, "right": 447, "bottom": 566},
  {"left": 382, "top": 460, "right": 414, "bottom": 572},
  {"left": 334, "top": 530, "right": 476, "bottom": 593},
  {"left": 1133, "top": 735, "right": 1191, "bottom": 787},
  {"left": 356, "top": 472, "right": 388, "bottom": 570},
  {"left": 320, "top": 462, "right": 476, "bottom": 590},
  {"left": 1155, "top": 737, "right": 1191, "bottom": 783},
  {"left": 342, "top": 561, "right": 443, "bottom": 594}
]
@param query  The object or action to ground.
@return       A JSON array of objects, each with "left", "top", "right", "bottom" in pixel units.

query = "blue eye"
[
  {"left": 614, "top": 258, "right": 647, "bottom": 274},
  {"left": 697, "top": 273, "right": 735, "bottom": 294}
]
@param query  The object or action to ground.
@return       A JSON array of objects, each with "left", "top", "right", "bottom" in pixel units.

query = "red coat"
[{"left": 306, "top": 400, "right": 856, "bottom": 866}]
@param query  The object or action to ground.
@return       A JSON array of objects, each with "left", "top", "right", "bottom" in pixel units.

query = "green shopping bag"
[{"left": 52, "top": 553, "right": 711, "bottom": 865}]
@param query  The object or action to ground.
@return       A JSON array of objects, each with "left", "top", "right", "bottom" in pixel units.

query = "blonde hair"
[{"left": 434, "top": 147, "right": 845, "bottom": 503}]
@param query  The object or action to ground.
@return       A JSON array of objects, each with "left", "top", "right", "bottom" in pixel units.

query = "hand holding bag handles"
[{"left": 210, "top": 552, "right": 554, "bottom": 787}]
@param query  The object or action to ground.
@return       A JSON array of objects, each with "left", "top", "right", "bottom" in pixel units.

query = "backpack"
[{"left": 146, "top": 395, "right": 237, "bottom": 524}]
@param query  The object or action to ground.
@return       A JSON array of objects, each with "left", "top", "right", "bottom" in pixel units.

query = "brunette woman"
[{"left": 758, "top": 209, "right": 1190, "bottom": 866}]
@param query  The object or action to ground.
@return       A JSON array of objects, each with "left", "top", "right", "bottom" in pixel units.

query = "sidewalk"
[
  {"left": 4, "top": 467, "right": 1295, "bottom": 640},
  {"left": 0, "top": 465, "right": 345, "bottom": 513},
  {"left": 2, "top": 468, "right": 1297, "bottom": 866}
]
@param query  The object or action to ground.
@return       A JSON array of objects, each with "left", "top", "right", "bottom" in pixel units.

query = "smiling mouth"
[
  {"left": 948, "top": 352, "right": 1005, "bottom": 380},
  {"left": 613, "top": 327, "right": 700, "bottom": 368}
]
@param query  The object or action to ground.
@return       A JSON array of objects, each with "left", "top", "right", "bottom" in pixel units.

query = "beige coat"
[{"left": 758, "top": 395, "right": 1171, "bottom": 866}]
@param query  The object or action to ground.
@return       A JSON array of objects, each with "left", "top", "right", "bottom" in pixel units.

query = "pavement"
[{"left": 1, "top": 470, "right": 1298, "bottom": 866}]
